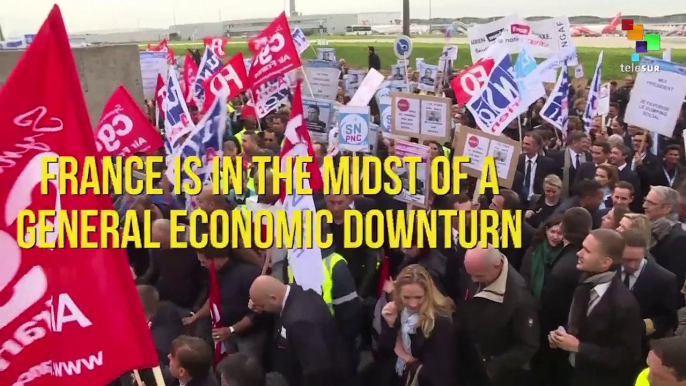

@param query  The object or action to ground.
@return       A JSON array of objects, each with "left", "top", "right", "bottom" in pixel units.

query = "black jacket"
[
  {"left": 272, "top": 285, "right": 353, "bottom": 386},
  {"left": 169, "top": 372, "right": 219, "bottom": 386},
  {"left": 377, "top": 315, "right": 458, "bottom": 386},
  {"left": 368, "top": 52, "right": 381, "bottom": 71},
  {"left": 616, "top": 164, "right": 643, "bottom": 212},
  {"left": 650, "top": 225, "right": 686, "bottom": 307},
  {"left": 538, "top": 243, "right": 583, "bottom": 338},
  {"left": 573, "top": 162, "right": 598, "bottom": 185},
  {"left": 500, "top": 219, "right": 535, "bottom": 272},
  {"left": 461, "top": 262, "right": 540, "bottom": 386},
  {"left": 516, "top": 154, "right": 557, "bottom": 198},
  {"left": 568, "top": 276, "right": 644, "bottom": 386}
]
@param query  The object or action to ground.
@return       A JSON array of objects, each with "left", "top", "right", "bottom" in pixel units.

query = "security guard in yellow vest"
[
  {"left": 634, "top": 336, "right": 686, "bottom": 386},
  {"left": 634, "top": 368, "right": 649, "bottom": 386}
]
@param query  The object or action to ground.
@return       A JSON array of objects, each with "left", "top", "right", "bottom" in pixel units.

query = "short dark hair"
[
  {"left": 497, "top": 189, "right": 521, "bottom": 210},
  {"left": 612, "top": 143, "right": 631, "bottom": 157},
  {"left": 444, "top": 193, "right": 471, "bottom": 209},
  {"left": 194, "top": 220, "right": 230, "bottom": 259},
  {"left": 575, "top": 179, "right": 602, "bottom": 199},
  {"left": 217, "top": 353, "right": 265, "bottom": 386},
  {"left": 621, "top": 227, "right": 648, "bottom": 249},
  {"left": 590, "top": 228, "right": 626, "bottom": 265},
  {"left": 651, "top": 337, "right": 686, "bottom": 381},
  {"left": 561, "top": 207, "right": 592, "bottom": 244},
  {"left": 593, "top": 140, "right": 611, "bottom": 154},
  {"left": 615, "top": 181, "right": 635, "bottom": 195},
  {"left": 307, "top": 105, "right": 320, "bottom": 114},
  {"left": 170, "top": 336, "right": 213, "bottom": 379},
  {"left": 524, "top": 132, "right": 543, "bottom": 147},
  {"left": 665, "top": 144, "right": 682, "bottom": 155},
  {"left": 567, "top": 131, "right": 587, "bottom": 145},
  {"left": 609, "top": 102, "right": 620, "bottom": 110}
]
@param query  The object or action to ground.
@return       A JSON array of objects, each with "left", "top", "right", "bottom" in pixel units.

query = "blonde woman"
[
  {"left": 617, "top": 213, "right": 655, "bottom": 248},
  {"left": 525, "top": 174, "right": 563, "bottom": 228},
  {"left": 378, "top": 265, "right": 456, "bottom": 386}
]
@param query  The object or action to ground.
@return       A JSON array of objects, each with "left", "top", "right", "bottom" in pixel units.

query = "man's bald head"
[
  {"left": 197, "top": 185, "right": 227, "bottom": 212},
  {"left": 464, "top": 244, "right": 504, "bottom": 286},
  {"left": 249, "top": 275, "right": 287, "bottom": 314},
  {"left": 152, "top": 219, "right": 171, "bottom": 249}
]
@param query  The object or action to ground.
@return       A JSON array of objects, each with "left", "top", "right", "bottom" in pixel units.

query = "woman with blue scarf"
[{"left": 375, "top": 265, "right": 457, "bottom": 386}]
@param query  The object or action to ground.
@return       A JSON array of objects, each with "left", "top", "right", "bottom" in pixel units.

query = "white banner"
[
  {"left": 303, "top": 66, "right": 340, "bottom": 101},
  {"left": 140, "top": 51, "right": 168, "bottom": 99},
  {"left": 468, "top": 15, "right": 574, "bottom": 62},
  {"left": 624, "top": 57, "right": 686, "bottom": 138}
]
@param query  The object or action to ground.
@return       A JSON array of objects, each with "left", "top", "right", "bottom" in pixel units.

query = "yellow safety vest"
[
  {"left": 442, "top": 145, "right": 450, "bottom": 156},
  {"left": 635, "top": 368, "right": 649, "bottom": 386},
  {"left": 235, "top": 128, "right": 246, "bottom": 153},
  {"left": 287, "top": 252, "right": 347, "bottom": 315}
]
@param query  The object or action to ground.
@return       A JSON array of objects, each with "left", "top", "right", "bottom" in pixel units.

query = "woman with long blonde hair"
[{"left": 377, "top": 264, "right": 457, "bottom": 386}]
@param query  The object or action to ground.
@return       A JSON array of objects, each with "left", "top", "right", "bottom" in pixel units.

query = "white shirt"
[
  {"left": 524, "top": 154, "right": 538, "bottom": 200},
  {"left": 617, "top": 163, "right": 627, "bottom": 172},
  {"left": 621, "top": 258, "right": 647, "bottom": 290},
  {"left": 569, "top": 149, "right": 580, "bottom": 169},
  {"left": 452, "top": 228, "right": 459, "bottom": 246},
  {"left": 588, "top": 281, "right": 611, "bottom": 314},
  {"left": 281, "top": 285, "right": 291, "bottom": 316}
]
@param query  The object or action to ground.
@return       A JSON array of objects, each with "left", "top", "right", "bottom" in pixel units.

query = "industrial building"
[{"left": 70, "top": 12, "right": 401, "bottom": 43}]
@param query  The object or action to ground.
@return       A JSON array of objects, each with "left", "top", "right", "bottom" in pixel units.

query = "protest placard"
[
  {"left": 452, "top": 126, "right": 521, "bottom": 188},
  {"left": 391, "top": 92, "right": 452, "bottom": 142}
]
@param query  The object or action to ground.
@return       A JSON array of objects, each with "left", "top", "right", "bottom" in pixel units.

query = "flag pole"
[{"left": 152, "top": 366, "right": 166, "bottom": 385}]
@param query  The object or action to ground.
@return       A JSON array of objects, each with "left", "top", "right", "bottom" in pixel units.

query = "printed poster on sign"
[
  {"left": 303, "top": 61, "right": 340, "bottom": 100},
  {"left": 390, "top": 64, "right": 407, "bottom": 82},
  {"left": 346, "top": 70, "right": 366, "bottom": 97},
  {"left": 302, "top": 97, "right": 333, "bottom": 142},
  {"left": 418, "top": 63, "right": 439, "bottom": 92},
  {"left": 452, "top": 126, "right": 521, "bottom": 188},
  {"left": 139, "top": 51, "right": 168, "bottom": 99},
  {"left": 251, "top": 75, "right": 291, "bottom": 118},
  {"left": 338, "top": 105, "right": 371, "bottom": 152},
  {"left": 442, "top": 45, "right": 458, "bottom": 60},
  {"left": 369, "top": 123, "right": 379, "bottom": 154},
  {"left": 348, "top": 68, "right": 384, "bottom": 108},
  {"left": 379, "top": 99, "right": 392, "bottom": 135},
  {"left": 596, "top": 82, "right": 611, "bottom": 116},
  {"left": 391, "top": 92, "right": 452, "bottom": 142},
  {"left": 624, "top": 57, "right": 686, "bottom": 138},
  {"left": 393, "top": 140, "right": 431, "bottom": 208},
  {"left": 317, "top": 47, "right": 336, "bottom": 63}
]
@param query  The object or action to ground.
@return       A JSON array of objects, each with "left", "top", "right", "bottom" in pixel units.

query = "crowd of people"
[{"left": 117, "top": 48, "right": 686, "bottom": 386}]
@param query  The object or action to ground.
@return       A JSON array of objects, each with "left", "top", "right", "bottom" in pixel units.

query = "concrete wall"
[{"left": 0, "top": 44, "right": 144, "bottom": 128}]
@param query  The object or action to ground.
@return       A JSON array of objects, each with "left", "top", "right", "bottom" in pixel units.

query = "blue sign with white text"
[{"left": 338, "top": 106, "right": 370, "bottom": 152}]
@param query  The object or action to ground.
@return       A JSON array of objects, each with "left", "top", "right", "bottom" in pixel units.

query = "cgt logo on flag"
[{"left": 466, "top": 52, "right": 522, "bottom": 135}]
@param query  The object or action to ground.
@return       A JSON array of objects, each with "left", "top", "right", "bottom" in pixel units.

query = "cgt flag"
[
  {"left": 0, "top": 5, "right": 158, "bottom": 386},
  {"left": 248, "top": 12, "right": 302, "bottom": 92},
  {"left": 95, "top": 86, "right": 164, "bottom": 157}
]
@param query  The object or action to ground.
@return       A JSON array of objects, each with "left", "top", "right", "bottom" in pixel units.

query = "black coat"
[
  {"left": 150, "top": 302, "right": 184, "bottom": 366},
  {"left": 650, "top": 226, "right": 686, "bottom": 308},
  {"left": 500, "top": 219, "right": 535, "bottom": 272},
  {"left": 271, "top": 285, "right": 353, "bottom": 386},
  {"left": 573, "top": 162, "right": 598, "bottom": 185},
  {"left": 376, "top": 315, "right": 458, "bottom": 386},
  {"left": 616, "top": 165, "right": 643, "bottom": 212},
  {"left": 633, "top": 151, "right": 661, "bottom": 197},
  {"left": 516, "top": 154, "right": 557, "bottom": 198},
  {"left": 568, "top": 276, "right": 644, "bottom": 386},
  {"left": 617, "top": 258, "right": 680, "bottom": 359},
  {"left": 650, "top": 163, "right": 686, "bottom": 189},
  {"left": 169, "top": 373, "right": 219, "bottom": 386},
  {"left": 368, "top": 52, "right": 381, "bottom": 71},
  {"left": 438, "top": 228, "right": 470, "bottom": 305},
  {"left": 460, "top": 263, "right": 540, "bottom": 386}
]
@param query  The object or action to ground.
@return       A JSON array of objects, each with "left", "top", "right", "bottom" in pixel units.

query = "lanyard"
[{"left": 664, "top": 168, "right": 677, "bottom": 187}]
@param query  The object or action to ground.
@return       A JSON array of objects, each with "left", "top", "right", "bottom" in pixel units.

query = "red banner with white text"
[
  {"left": 0, "top": 6, "right": 158, "bottom": 385},
  {"left": 202, "top": 52, "right": 249, "bottom": 113},
  {"left": 248, "top": 12, "right": 301, "bottom": 92},
  {"left": 203, "top": 36, "right": 229, "bottom": 57}
]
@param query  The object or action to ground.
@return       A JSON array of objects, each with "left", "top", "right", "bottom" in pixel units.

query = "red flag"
[
  {"left": 248, "top": 12, "right": 301, "bottom": 92},
  {"left": 147, "top": 38, "right": 175, "bottom": 65},
  {"left": 279, "top": 80, "right": 323, "bottom": 201},
  {"left": 204, "top": 36, "right": 229, "bottom": 57},
  {"left": 184, "top": 52, "right": 199, "bottom": 107},
  {"left": 202, "top": 52, "right": 249, "bottom": 113},
  {"left": 95, "top": 86, "right": 164, "bottom": 157},
  {"left": 0, "top": 6, "right": 158, "bottom": 385},
  {"left": 208, "top": 261, "right": 227, "bottom": 365},
  {"left": 241, "top": 101, "right": 257, "bottom": 120},
  {"left": 154, "top": 74, "right": 167, "bottom": 122},
  {"left": 450, "top": 58, "right": 496, "bottom": 105}
]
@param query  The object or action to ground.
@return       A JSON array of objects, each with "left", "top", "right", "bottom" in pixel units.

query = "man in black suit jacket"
[
  {"left": 574, "top": 140, "right": 611, "bottom": 185},
  {"left": 549, "top": 229, "right": 643, "bottom": 386},
  {"left": 490, "top": 189, "right": 535, "bottom": 271},
  {"left": 548, "top": 131, "right": 592, "bottom": 197},
  {"left": 610, "top": 143, "right": 643, "bottom": 212},
  {"left": 250, "top": 276, "right": 353, "bottom": 386},
  {"left": 617, "top": 228, "right": 679, "bottom": 361},
  {"left": 630, "top": 132, "right": 661, "bottom": 197},
  {"left": 518, "top": 132, "right": 557, "bottom": 204},
  {"left": 439, "top": 194, "right": 477, "bottom": 304},
  {"left": 652, "top": 144, "right": 686, "bottom": 188}
]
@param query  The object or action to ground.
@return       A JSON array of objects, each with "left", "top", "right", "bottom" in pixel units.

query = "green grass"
[{"left": 147, "top": 42, "right": 686, "bottom": 81}]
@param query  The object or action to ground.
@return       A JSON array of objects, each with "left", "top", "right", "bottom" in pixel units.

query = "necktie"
[
  {"left": 587, "top": 289, "right": 599, "bottom": 315},
  {"left": 575, "top": 153, "right": 580, "bottom": 169},
  {"left": 623, "top": 272, "right": 632, "bottom": 289},
  {"left": 523, "top": 160, "right": 532, "bottom": 197}
]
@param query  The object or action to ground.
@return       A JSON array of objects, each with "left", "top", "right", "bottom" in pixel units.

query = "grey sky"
[{"left": 1, "top": 0, "right": 681, "bottom": 36}]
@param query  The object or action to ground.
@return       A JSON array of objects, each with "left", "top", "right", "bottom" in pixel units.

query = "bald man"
[
  {"left": 460, "top": 245, "right": 539, "bottom": 386},
  {"left": 250, "top": 276, "right": 353, "bottom": 386},
  {"left": 197, "top": 185, "right": 234, "bottom": 214}
]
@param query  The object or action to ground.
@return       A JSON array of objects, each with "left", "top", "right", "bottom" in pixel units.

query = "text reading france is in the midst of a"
[{"left": 17, "top": 155, "right": 523, "bottom": 250}]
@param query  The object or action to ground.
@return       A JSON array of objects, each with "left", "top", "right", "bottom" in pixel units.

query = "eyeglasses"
[{"left": 643, "top": 197, "right": 660, "bottom": 206}]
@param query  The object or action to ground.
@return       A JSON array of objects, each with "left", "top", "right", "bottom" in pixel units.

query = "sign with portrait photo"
[
  {"left": 393, "top": 140, "right": 431, "bottom": 208},
  {"left": 390, "top": 64, "right": 407, "bottom": 82},
  {"left": 345, "top": 70, "right": 366, "bottom": 97},
  {"left": 390, "top": 92, "right": 452, "bottom": 142},
  {"left": 452, "top": 126, "right": 521, "bottom": 188},
  {"left": 317, "top": 47, "right": 336, "bottom": 63},
  {"left": 417, "top": 63, "right": 439, "bottom": 92},
  {"left": 302, "top": 97, "right": 333, "bottom": 142}
]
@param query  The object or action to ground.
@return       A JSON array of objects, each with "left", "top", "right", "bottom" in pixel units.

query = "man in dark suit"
[
  {"left": 617, "top": 228, "right": 679, "bottom": 362},
  {"left": 439, "top": 194, "right": 477, "bottom": 304},
  {"left": 549, "top": 229, "right": 643, "bottom": 386},
  {"left": 518, "top": 132, "right": 557, "bottom": 204},
  {"left": 548, "top": 131, "right": 591, "bottom": 197},
  {"left": 574, "top": 140, "right": 611, "bottom": 185},
  {"left": 630, "top": 132, "right": 661, "bottom": 197},
  {"left": 652, "top": 144, "right": 686, "bottom": 188},
  {"left": 610, "top": 143, "right": 642, "bottom": 212},
  {"left": 250, "top": 276, "right": 352, "bottom": 386},
  {"left": 644, "top": 186, "right": 686, "bottom": 307},
  {"left": 553, "top": 180, "right": 605, "bottom": 229},
  {"left": 489, "top": 189, "right": 535, "bottom": 271},
  {"left": 168, "top": 336, "right": 219, "bottom": 386}
]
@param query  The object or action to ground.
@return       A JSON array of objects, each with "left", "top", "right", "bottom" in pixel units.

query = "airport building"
[{"left": 71, "top": 12, "right": 401, "bottom": 43}]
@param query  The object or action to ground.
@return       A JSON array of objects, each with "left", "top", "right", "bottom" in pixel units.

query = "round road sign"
[{"left": 394, "top": 35, "right": 413, "bottom": 59}]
